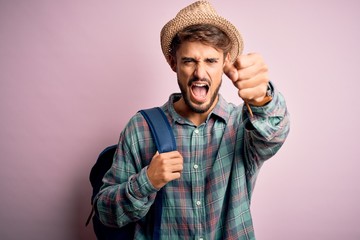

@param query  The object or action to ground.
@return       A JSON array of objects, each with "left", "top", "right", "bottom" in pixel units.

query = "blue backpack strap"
[
  {"left": 139, "top": 107, "right": 176, "bottom": 153},
  {"left": 139, "top": 107, "right": 176, "bottom": 240}
]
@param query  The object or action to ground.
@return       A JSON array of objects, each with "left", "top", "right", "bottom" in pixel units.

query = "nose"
[{"left": 194, "top": 62, "right": 207, "bottom": 79}]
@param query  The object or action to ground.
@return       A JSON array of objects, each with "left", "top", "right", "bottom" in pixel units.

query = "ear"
[{"left": 169, "top": 55, "right": 177, "bottom": 72}]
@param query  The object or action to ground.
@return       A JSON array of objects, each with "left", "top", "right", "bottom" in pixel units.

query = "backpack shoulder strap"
[
  {"left": 139, "top": 107, "right": 176, "bottom": 240},
  {"left": 139, "top": 107, "right": 176, "bottom": 153}
]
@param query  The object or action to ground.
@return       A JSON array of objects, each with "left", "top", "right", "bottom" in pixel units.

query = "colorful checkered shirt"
[{"left": 96, "top": 86, "right": 290, "bottom": 240}]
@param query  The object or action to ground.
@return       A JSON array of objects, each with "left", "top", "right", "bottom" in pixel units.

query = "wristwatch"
[
  {"left": 266, "top": 83, "right": 273, "bottom": 97},
  {"left": 266, "top": 82, "right": 273, "bottom": 97}
]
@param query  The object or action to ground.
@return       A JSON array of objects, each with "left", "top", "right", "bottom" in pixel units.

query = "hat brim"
[{"left": 160, "top": 14, "right": 244, "bottom": 64}]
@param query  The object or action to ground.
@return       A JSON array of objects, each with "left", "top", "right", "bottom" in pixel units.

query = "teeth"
[{"left": 194, "top": 83, "right": 207, "bottom": 87}]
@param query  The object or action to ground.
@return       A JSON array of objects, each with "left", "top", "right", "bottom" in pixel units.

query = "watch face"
[{"left": 266, "top": 83, "right": 272, "bottom": 97}]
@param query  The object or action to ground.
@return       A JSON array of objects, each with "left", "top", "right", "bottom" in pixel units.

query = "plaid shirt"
[{"left": 96, "top": 86, "right": 290, "bottom": 240}]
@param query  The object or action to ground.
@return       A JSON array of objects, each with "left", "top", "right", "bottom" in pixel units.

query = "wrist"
[{"left": 251, "top": 83, "right": 273, "bottom": 107}]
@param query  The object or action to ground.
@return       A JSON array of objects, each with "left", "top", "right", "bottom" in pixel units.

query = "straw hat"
[{"left": 160, "top": 0, "right": 244, "bottom": 65}]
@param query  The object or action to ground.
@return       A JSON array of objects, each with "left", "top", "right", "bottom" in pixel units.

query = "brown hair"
[{"left": 169, "top": 24, "right": 232, "bottom": 60}]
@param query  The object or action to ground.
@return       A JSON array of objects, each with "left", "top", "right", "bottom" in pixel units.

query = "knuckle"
[
  {"left": 263, "top": 64, "right": 269, "bottom": 72},
  {"left": 237, "top": 70, "right": 245, "bottom": 80}
]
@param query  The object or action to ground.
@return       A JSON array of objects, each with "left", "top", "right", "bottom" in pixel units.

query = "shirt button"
[
  {"left": 194, "top": 129, "right": 199, "bottom": 134},
  {"left": 196, "top": 200, "right": 201, "bottom": 206},
  {"left": 193, "top": 164, "right": 199, "bottom": 169}
]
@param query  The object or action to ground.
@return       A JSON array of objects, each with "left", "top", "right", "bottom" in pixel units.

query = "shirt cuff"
[
  {"left": 127, "top": 167, "right": 158, "bottom": 204},
  {"left": 244, "top": 82, "right": 288, "bottom": 141}
]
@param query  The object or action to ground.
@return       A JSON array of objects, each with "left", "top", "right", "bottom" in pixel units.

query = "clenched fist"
[{"left": 223, "top": 53, "right": 272, "bottom": 107}]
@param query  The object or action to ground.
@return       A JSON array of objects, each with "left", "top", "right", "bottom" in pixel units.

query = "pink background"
[{"left": 1, "top": 0, "right": 359, "bottom": 239}]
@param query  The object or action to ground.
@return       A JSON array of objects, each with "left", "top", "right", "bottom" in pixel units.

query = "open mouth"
[{"left": 190, "top": 82, "right": 209, "bottom": 102}]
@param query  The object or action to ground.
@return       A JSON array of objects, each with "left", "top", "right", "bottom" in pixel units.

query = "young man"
[{"left": 95, "top": 1, "right": 290, "bottom": 239}]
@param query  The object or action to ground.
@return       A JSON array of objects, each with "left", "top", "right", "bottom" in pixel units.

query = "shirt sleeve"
[
  {"left": 94, "top": 115, "right": 158, "bottom": 228},
  {"left": 243, "top": 82, "right": 290, "bottom": 175}
]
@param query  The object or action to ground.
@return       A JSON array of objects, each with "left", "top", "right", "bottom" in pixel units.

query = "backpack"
[{"left": 86, "top": 107, "right": 177, "bottom": 240}]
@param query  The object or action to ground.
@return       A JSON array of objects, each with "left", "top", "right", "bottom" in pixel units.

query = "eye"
[
  {"left": 206, "top": 58, "right": 218, "bottom": 64},
  {"left": 182, "top": 58, "right": 196, "bottom": 65}
]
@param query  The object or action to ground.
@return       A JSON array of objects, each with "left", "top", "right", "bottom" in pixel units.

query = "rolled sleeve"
[
  {"left": 126, "top": 167, "right": 158, "bottom": 209},
  {"left": 246, "top": 82, "right": 290, "bottom": 141}
]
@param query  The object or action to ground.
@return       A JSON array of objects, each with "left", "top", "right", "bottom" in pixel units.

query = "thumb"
[{"left": 223, "top": 61, "right": 238, "bottom": 82}]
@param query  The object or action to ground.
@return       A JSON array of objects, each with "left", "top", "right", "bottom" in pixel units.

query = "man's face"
[{"left": 171, "top": 41, "right": 227, "bottom": 114}]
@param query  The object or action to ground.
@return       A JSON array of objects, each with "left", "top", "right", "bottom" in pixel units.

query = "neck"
[{"left": 173, "top": 97, "right": 216, "bottom": 126}]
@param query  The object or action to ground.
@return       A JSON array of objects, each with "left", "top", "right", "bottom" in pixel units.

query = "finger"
[
  {"left": 236, "top": 54, "right": 255, "bottom": 69},
  {"left": 235, "top": 72, "right": 269, "bottom": 90},
  {"left": 239, "top": 53, "right": 266, "bottom": 70},
  {"left": 238, "top": 80, "right": 268, "bottom": 101},
  {"left": 156, "top": 151, "right": 183, "bottom": 166},
  {"left": 239, "top": 88, "right": 263, "bottom": 102},
  {"left": 224, "top": 53, "right": 264, "bottom": 82},
  {"left": 223, "top": 61, "right": 238, "bottom": 82},
  {"left": 171, "top": 172, "right": 182, "bottom": 180},
  {"left": 237, "top": 61, "right": 268, "bottom": 81},
  {"left": 148, "top": 155, "right": 182, "bottom": 175},
  {"left": 167, "top": 162, "right": 184, "bottom": 173},
  {"left": 164, "top": 171, "right": 182, "bottom": 183},
  {"left": 159, "top": 150, "right": 182, "bottom": 158}
]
